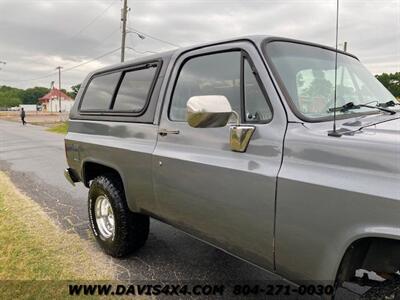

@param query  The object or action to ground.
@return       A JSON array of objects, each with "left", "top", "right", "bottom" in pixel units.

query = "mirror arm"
[{"left": 231, "top": 110, "right": 240, "bottom": 126}]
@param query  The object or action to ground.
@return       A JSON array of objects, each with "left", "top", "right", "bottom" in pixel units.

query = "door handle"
[{"left": 158, "top": 128, "right": 180, "bottom": 136}]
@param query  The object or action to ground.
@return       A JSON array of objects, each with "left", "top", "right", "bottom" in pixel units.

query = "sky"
[{"left": 0, "top": 0, "right": 399, "bottom": 90}]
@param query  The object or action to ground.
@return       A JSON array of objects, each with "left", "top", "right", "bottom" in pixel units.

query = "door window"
[
  {"left": 170, "top": 51, "right": 241, "bottom": 121},
  {"left": 169, "top": 51, "right": 272, "bottom": 123}
]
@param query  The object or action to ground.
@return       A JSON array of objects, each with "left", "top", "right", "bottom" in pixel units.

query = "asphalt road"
[{"left": 0, "top": 120, "right": 278, "bottom": 285}]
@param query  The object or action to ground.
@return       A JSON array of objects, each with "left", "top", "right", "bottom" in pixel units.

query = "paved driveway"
[{"left": 0, "top": 120, "right": 275, "bottom": 283}]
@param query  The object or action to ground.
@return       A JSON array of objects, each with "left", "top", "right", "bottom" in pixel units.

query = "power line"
[
  {"left": 67, "top": 0, "right": 119, "bottom": 42},
  {"left": 63, "top": 47, "right": 121, "bottom": 73},
  {"left": 125, "top": 13, "right": 154, "bottom": 57},
  {"left": 12, "top": 0, "right": 121, "bottom": 81},
  {"left": 127, "top": 26, "right": 180, "bottom": 48},
  {"left": 126, "top": 25, "right": 158, "bottom": 56},
  {"left": 52, "top": 28, "right": 121, "bottom": 74},
  {"left": 1, "top": 71, "right": 58, "bottom": 83},
  {"left": 1, "top": 5, "right": 180, "bottom": 85},
  {"left": 1, "top": 24, "right": 121, "bottom": 84},
  {"left": 1, "top": 48, "right": 121, "bottom": 84},
  {"left": 86, "top": 26, "right": 120, "bottom": 51},
  {"left": 126, "top": 46, "right": 157, "bottom": 55}
]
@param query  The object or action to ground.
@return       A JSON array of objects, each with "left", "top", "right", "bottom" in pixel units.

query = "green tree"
[
  {"left": 0, "top": 85, "right": 23, "bottom": 108},
  {"left": 69, "top": 84, "right": 81, "bottom": 99},
  {"left": 20, "top": 87, "right": 50, "bottom": 104},
  {"left": 0, "top": 85, "right": 23, "bottom": 98},
  {"left": 0, "top": 97, "right": 21, "bottom": 108},
  {"left": 375, "top": 72, "right": 400, "bottom": 98}
]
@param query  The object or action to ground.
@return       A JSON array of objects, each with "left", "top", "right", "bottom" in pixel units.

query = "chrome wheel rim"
[{"left": 94, "top": 195, "right": 115, "bottom": 239}]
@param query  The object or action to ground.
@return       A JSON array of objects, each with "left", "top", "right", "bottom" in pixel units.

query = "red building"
[{"left": 38, "top": 88, "right": 74, "bottom": 112}]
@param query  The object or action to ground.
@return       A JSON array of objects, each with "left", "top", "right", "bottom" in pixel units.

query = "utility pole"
[
  {"left": 120, "top": 0, "right": 128, "bottom": 63},
  {"left": 55, "top": 66, "right": 63, "bottom": 113}
]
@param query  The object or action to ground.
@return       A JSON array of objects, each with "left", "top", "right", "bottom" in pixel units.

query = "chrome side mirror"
[
  {"left": 186, "top": 95, "right": 255, "bottom": 152},
  {"left": 186, "top": 95, "right": 234, "bottom": 128}
]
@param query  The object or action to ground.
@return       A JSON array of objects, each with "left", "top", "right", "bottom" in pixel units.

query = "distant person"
[{"left": 20, "top": 107, "right": 26, "bottom": 125}]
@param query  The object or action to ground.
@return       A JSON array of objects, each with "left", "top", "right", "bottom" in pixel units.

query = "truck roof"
[{"left": 91, "top": 35, "right": 357, "bottom": 76}]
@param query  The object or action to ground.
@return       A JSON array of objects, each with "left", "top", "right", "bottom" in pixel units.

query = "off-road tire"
[{"left": 88, "top": 174, "right": 149, "bottom": 257}]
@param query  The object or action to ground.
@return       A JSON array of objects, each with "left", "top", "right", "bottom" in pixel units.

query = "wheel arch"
[
  {"left": 81, "top": 159, "right": 141, "bottom": 213},
  {"left": 81, "top": 160, "right": 131, "bottom": 207},
  {"left": 335, "top": 233, "right": 400, "bottom": 284},
  {"left": 82, "top": 160, "right": 123, "bottom": 186}
]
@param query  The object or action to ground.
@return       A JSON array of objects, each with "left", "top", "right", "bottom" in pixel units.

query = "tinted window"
[
  {"left": 113, "top": 66, "right": 157, "bottom": 111},
  {"left": 244, "top": 57, "right": 272, "bottom": 122},
  {"left": 80, "top": 72, "right": 120, "bottom": 111},
  {"left": 170, "top": 52, "right": 241, "bottom": 121}
]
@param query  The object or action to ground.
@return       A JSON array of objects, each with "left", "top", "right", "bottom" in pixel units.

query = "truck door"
[{"left": 152, "top": 42, "right": 287, "bottom": 269}]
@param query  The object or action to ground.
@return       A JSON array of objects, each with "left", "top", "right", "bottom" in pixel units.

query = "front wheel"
[{"left": 88, "top": 175, "right": 149, "bottom": 257}]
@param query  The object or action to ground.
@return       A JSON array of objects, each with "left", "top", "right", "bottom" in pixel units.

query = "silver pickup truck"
[{"left": 64, "top": 36, "right": 400, "bottom": 298}]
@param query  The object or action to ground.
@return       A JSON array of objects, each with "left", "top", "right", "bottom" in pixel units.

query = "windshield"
[{"left": 264, "top": 41, "right": 397, "bottom": 120}]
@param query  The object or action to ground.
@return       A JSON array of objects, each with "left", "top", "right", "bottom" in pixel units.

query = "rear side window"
[
  {"left": 113, "top": 66, "right": 157, "bottom": 112},
  {"left": 79, "top": 62, "right": 159, "bottom": 113},
  {"left": 80, "top": 72, "right": 120, "bottom": 111}
]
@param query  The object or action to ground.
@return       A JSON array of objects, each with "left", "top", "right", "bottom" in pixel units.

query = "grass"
[
  {"left": 0, "top": 171, "right": 115, "bottom": 299},
  {"left": 46, "top": 122, "right": 68, "bottom": 134}
]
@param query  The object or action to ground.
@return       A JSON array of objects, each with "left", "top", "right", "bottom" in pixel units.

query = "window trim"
[
  {"left": 78, "top": 60, "right": 162, "bottom": 117},
  {"left": 167, "top": 49, "right": 273, "bottom": 124},
  {"left": 242, "top": 52, "right": 273, "bottom": 124}
]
